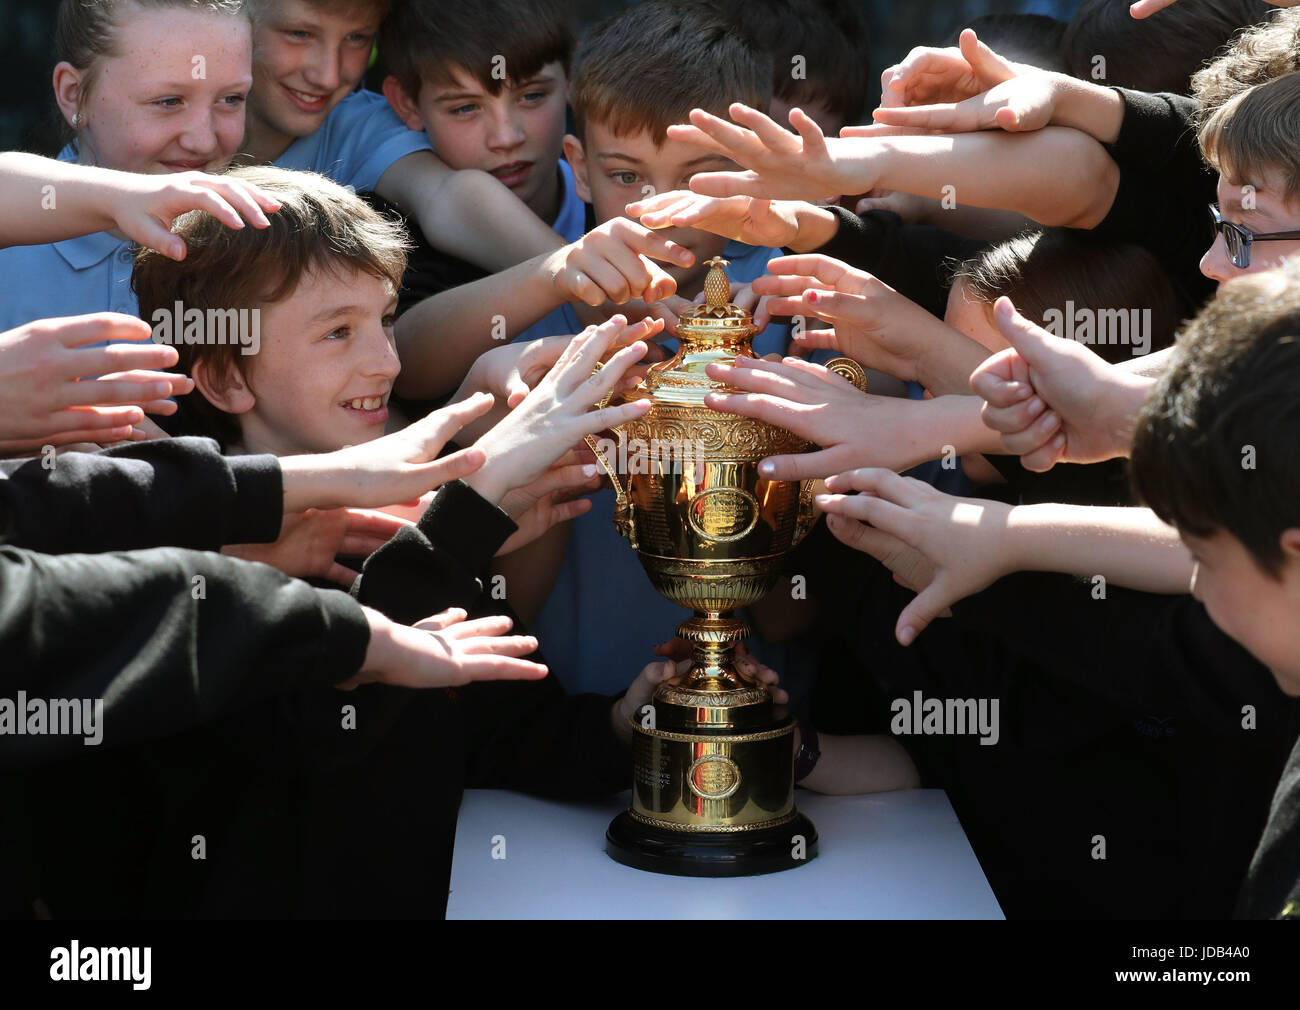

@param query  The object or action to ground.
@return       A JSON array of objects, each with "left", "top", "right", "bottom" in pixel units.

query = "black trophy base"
[{"left": 605, "top": 810, "right": 818, "bottom": 877}]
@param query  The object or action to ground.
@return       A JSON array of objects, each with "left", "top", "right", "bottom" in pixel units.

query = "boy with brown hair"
[
  {"left": 392, "top": 0, "right": 808, "bottom": 693},
  {"left": 243, "top": 0, "right": 565, "bottom": 274}
]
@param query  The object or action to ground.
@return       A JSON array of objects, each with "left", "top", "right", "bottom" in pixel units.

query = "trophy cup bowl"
[{"left": 587, "top": 257, "right": 866, "bottom": 876}]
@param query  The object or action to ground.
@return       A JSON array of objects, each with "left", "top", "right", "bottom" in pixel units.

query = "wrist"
[
  {"left": 463, "top": 461, "right": 511, "bottom": 507},
  {"left": 1052, "top": 76, "right": 1124, "bottom": 144},
  {"left": 787, "top": 203, "right": 838, "bottom": 252},
  {"left": 1107, "top": 370, "right": 1154, "bottom": 456},
  {"left": 353, "top": 607, "right": 396, "bottom": 686},
  {"left": 914, "top": 321, "right": 990, "bottom": 395},
  {"left": 279, "top": 454, "right": 332, "bottom": 513}
]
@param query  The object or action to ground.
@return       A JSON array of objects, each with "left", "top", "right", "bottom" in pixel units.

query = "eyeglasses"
[{"left": 1208, "top": 204, "right": 1300, "bottom": 269}]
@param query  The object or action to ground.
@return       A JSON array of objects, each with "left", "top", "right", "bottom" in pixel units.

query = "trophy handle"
[
  {"left": 583, "top": 362, "right": 639, "bottom": 549},
  {"left": 793, "top": 357, "right": 869, "bottom": 545}
]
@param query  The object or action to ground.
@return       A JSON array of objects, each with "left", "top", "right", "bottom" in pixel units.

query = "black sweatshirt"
[
  {"left": 1078, "top": 88, "right": 1218, "bottom": 313},
  {"left": 0, "top": 436, "right": 283, "bottom": 554},
  {"left": 23, "top": 479, "right": 630, "bottom": 919},
  {"left": 951, "top": 571, "right": 1300, "bottom": 920}
]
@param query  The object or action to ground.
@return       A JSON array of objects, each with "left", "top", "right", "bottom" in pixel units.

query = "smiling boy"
[
  {"left": 133, "top": 164, "right": 408, "bottom": 454},
  {"left": 242, "top": 0, "right": 565, "bottom": 274}
]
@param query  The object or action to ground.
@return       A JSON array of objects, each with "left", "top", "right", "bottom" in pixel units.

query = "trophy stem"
[{"left": 677, "top": 612, "right": 753, "bottom": 693}]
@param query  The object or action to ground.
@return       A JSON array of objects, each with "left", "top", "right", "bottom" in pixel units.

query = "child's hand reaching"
[
  {"left": 704, "top": 356, "right": 950, "bottom": 478},
  {"left": 453, "top": 317, "right": 665, "bottom": 412},
  {"left": 543, "top": 216, "right": 693, "bottom": 307},
  {"left": 876, "top": 29, "right": 1023, "bottom": 113},
  {"left": 347, "top": 608, "right": 547, "bottom": 690},
  {"left": 628, "top": 190, "right": 804, "bottom": 250},
  {"left": 279, "top": 393, "right": 498, "bottom": 512},
  {"left": 613, "top": 642, "right": 787, "bottom": 741},
  {"left": 816, "top": 467, "right": 1014, "bottom": 645},
  {"left": 465, "top": 315, "right": 654, "bottom": 507},
  {"left": 223, "top": 507, "right": 410, "bottom": 588},
  {"left": 110, "top": 170, "right": 280, "bottom": 261},
  {"left": 0, "top": 313, "right": 194, "bottom": 450},
  {"left": 753, "top": 253, "right": 988, "bottom": 391},
  {"left": 495, "top": 449, "right": 603, "bottom": 556},
  {"left": 969, "top": 298, "right": 1153, "bottom": 471},
  {"left": 670, "top": 103, "right": 866, "bottom": 204}
]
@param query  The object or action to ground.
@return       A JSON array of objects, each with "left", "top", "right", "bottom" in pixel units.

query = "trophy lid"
[{"left": 636, "top": 257, "right": 757, "bottom": 406}]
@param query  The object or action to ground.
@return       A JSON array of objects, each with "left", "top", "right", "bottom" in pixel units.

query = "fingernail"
[
  {"left": 1027, "top": 397, "right": 1043, "bottom": 413},
  {"left": 814, "top": 493, "right": 832, "bottom": 506},
  {"left": 582, "top": 463, "right": 599, "bottom": 477},
  {"left": 758, "top": 461, "right": 775, "bottom": 477},
  {"left": 899, "top": 626, "right": 916, "bottom": 646}
]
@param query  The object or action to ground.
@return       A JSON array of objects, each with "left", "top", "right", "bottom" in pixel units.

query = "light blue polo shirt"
[
  {"left": 272, "top": 89, "right": 433, "bottom": 194},
  {"left": 513, "top": 159, "right": 591, "bottom": 345},
  {"left": 0, "top": 90, "right": 432, "bottom": 334},
  {"left": 531, "top": 236, "right": 794, "bottom": 695}
]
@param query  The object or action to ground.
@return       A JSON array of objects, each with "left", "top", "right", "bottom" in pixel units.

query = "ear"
[
  {"left": 563, "top": 133, "right": 592, "bottom": 203},
  {"left": 52, "top": 62, "right": 84, "bottom": 129},
  {"left": 191, "top": 358, "right": 255, "bottom": 416},
  {"left": 381, "top": 74, "right": 425, "bottom": 132},
  {"left": 1281, "top": 528, "right": 1300, "bottom": 559}
]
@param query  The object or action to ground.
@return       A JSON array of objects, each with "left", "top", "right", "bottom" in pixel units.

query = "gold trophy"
[{"left": 588, "top": 257, "right": 866, "bottom": 876}]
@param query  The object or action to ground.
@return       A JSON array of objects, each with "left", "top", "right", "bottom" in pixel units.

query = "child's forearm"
[
  {"left": 375, "top": 152, "right": 564, "bottom": 272},
  {"left": 1002, "top": 504, "right": 1193, "bottom": 593},
  {"left": 914, "top": 322, "right": 992, "bottom": 396},
  {"left": 394, "top": 254, "right": 562, "bottom": 399},
  {"left": 787, "top": 202, "right": 842, "bottom": 252},
  {"left": 856, "top": 128, "right": 1119, "bottom": 229},
  {"left": 1047, "top": 75, "right": 1126, "bottom": 145},
  {"left": 907, "top": 394, "right": 1004, "bottom": 470},
  {"left": 799, "top": 733, "right": 921, "bottom": 795},
  {"left": 0, "top": 153, "right": 119, "bottom": 247}
]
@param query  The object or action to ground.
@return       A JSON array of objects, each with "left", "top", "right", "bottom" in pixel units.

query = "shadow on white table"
[{"left": 448, "top": 788, "right": 1003, "bottom": 919}]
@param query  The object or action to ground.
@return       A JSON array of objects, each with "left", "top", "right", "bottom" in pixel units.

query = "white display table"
[{"left": 448, "top": 788, "right": 1003, "bottom": 919}]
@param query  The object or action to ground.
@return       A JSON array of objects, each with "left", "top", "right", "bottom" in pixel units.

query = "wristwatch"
[{"left": 794, "top": 719, "right": 821, "bottom": 783}]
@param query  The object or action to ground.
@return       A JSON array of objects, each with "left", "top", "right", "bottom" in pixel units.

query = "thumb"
[
  {"left": 992, "top": 296, "right": 1056, "bottom": 369},
  {"left": 895, "top": 581, "right": 956, "bottom": 646},
  {"left": 505, "top": 375, "right": 531, "bottom": 407},
  {"left": 960, "top": 28, "right": 1016, "bottom": 87}
]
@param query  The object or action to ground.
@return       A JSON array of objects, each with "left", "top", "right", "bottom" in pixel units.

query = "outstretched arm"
[
  {"left": 0, "top": 153, "right": 277, "bottom": 256},
  {"left": 817, "top": 468, "right": 1194, "bottom": 645},
  {"left": 375, "top": 150, "right": 565, "bottom": 272},
  {"left": 670, "top": 104, "right": 1119, "bottom": 229}
]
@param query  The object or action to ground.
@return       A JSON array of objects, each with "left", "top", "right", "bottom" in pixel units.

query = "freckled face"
[{"left": 67, "top": 8, "right": 251, "bottom": 174}]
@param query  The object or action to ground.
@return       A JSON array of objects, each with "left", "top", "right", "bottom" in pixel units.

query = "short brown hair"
[
  {"left": 570, "top": 0, "right": 771, "bottom": 145},
  {"left": 132, "top": 164, "right": 409, "bottom": 445},
  {"left": 1063, "top": 0, "right": 1273, "bottom": 95},
  {"left": 712, "top": 0, "right": 870, "bottom": 127},
  {"left": 950, "top": 229, "right": 1186, "bottom": 364},
  {"left": 379, "top": 0, "right": 574, "bottom": 102},
  {"left": 1191, "top": 7, "right": 1300, "bottom": 120},
  {"left": 1131, "top": 259, "right": 1300, "bottom": 574},
  {"left": 1198, "top": 71, "right": 1300, "bottom": 206}
]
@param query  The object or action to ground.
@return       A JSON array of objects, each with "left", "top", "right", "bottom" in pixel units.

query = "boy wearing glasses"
[{"left": 1199, "top": 75, "right": 1300, "bottom": 281}]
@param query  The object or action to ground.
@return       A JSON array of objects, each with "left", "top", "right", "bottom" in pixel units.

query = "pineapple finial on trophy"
[{"left": 702, "top": 256, "right": 732, "bottom": 310}]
